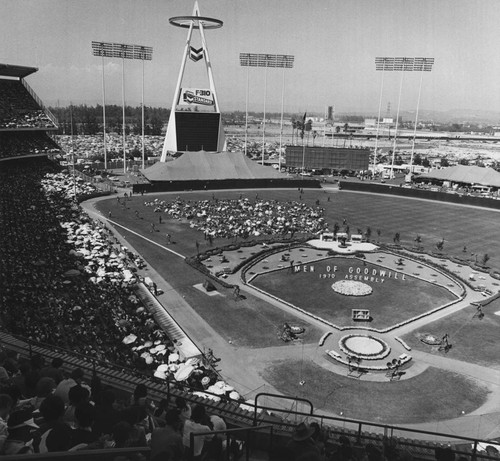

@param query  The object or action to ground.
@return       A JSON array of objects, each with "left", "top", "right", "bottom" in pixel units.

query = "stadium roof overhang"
[{"left": 0, "top": 63, "right": 38, "bottom": 79}]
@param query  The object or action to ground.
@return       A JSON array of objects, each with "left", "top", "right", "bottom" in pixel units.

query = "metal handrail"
[
  {"left": 253, "top": 392, "right": 314, "bottom": 427},
  {"left": 188, "top": 424, "right": 274, "bottom": 461},
  {"left": 1, "top": 329, "right": 498, "bottom": 459}
]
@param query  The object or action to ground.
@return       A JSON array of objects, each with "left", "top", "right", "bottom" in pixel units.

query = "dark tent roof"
[
  {"left": 419, "top": 165, "right": 500, "bottom": 188},
  {"left": 143, "top": 151, "right": 286, "bottom": 181},
  {"left": 0, "top": 63, "right": 38, "bottom": 79}
]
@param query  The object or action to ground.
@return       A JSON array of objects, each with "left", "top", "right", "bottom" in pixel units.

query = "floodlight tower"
[
  {"left": 409, "top": 58, "right": 434, "bottom": 173},
  {"left": 92, "top": 41, "right": 153, "bottom": 172},
  {"left": 375, "top": 57, "right": 431, "bottom": 179},
  {"left": 240, "top": 53, "right": 294, "bottom": 166},
  {"left": 373, "top": 57, "right": 390, "bottom": 176}
]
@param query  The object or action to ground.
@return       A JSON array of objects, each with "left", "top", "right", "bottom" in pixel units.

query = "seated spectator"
[
  {"left": 18, "top": 376, "right": 56, "bottom": 411},
  {"left": 0, "top": 364, "right": 10, "bottom": 387},
  {"left": 111, "top": 420, "right": 147, "bottom": 452},
  {"left": 1, "top": 351, "right": 20, "bottom": 382},
  {"left": 175, "top": 396, "right": 191, "bottom": 427},
  {"left": 435, "top": 447, "right": 455, "bottom": 461},
  {"left": 24, "top": 355, "right": 44, "bottom": 398},
  {"left": 150, "top": 409, "right": 184, "bottom": 461},
  {"left": 183, "top": 404, "right": 213, "bottom": 460},
  {"left": 0, "top": 394, "right": 14, "bottom": 452},
  {"left": 63, "top": 384, "right": 91, "bottom": 428},
  {"left": 40, "top": 358, "right": 64, "bottom": 385},
  {"left": 363, "top": 443, "right": 384, "bottom": 461},
  {"left": 54, "top": 367, "right": 85, "bottom": 405},
  {"left": 286, "top": 421, "right": 323, "bottom": 461},
  {"left": 119, "top": 405, "right": 148, "bottom": 447},
  {"left": 33, "top": 394, "right": 73, "bottom": 453},
  {"left": 310, "top": 421, "right": 328, "bottom": 457},
  {"left": 92, "top": 388, "right": 122, "bottom": 437},
  {"left": 206, "top": 413, "right": 227, "bottom": 460},
  {"left": 1, "top": 409, "right": 39, "bottom": 455},
  {"left": 70, "top": 402, "right": 99, "bottom": 450},
  {"left": 328, "top": 435, "right": 354, "bottom": 461},
  {"left": 10, "top": 360, "right": 32, "bottom": 398}
]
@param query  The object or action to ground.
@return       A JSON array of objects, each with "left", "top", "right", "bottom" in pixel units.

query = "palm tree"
[
  {"left": 376, "top": 229, "right": 381, "bottom": 243},
  {"left": 482, "top": 254, "right": 490, "bottom": 267},
  {"left": 365, "top": 227, "right": 372, "bottom": 242},
  {"left": 393, "top": 232, "right": 401, "bottom": 245},
  {"left": 414, "top": 235, "right": 422, "bottom": 251},
  {"left": 435, "top": 239, "right": 445, "bottom": 253}
]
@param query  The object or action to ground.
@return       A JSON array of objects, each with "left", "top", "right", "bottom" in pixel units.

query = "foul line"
[{"left": 106, "top": 218, "right": 186, "bottom": 260}]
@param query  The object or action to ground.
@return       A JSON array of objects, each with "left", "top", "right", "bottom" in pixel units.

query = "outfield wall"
[
  {"left": 339, "top": 180, "right": 500, "bottom": 210},
  {"left": 133, "top": 177, "right": 320, "bottom": 193}
]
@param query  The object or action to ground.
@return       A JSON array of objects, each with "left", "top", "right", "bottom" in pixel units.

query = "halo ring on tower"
[{"left": 169, "top": 16, "right": 223, "bottom": 29}]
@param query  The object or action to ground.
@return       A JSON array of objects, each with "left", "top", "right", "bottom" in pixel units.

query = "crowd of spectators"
[
  {"left": 144, "top": 196, "right": 328, "bottom": 240},
  {"left": 0, "top": 79, "right": 56, "bottom": 130},
  {"left": 0, "top": 158, "right": 176, "bottom": 371},
  {"left": 0, "top": 132, "right": 61, "bottom": 159},
  {"left": 0, "top": 350, "right": 232, "bottom": 459},
  {"left": 56, "top": 134, "right": 164, "bottom": 161}
]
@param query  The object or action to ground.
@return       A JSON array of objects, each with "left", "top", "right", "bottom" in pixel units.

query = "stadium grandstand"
[
  {"left": 1, "top": 66, "right": 500, "bottom": 461},
  {"left": 0, "top": 63, "right": 61, "bottom": 161}
]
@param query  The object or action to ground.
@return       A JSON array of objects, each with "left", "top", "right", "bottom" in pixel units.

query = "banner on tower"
[{"left": 179, "top": 88, "right": 215, "bottom": 107}]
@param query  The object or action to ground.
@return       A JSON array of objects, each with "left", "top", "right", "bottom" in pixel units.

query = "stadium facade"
[{"left": 0, "top": 63, "right": 61, "bottom": 161}]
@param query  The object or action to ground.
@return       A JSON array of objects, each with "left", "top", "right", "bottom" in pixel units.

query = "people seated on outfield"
[{"left": 144, "top": 196, "right": 327, "bottom": 241}]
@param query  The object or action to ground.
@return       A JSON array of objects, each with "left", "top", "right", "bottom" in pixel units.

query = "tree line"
[{"left": 49, "top": 105, "right": 169, "bottom": 136}]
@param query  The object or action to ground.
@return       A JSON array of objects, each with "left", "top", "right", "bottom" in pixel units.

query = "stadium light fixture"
[
  {"left": 240, "top": 53, "right": 295, "bottom": 167},
  {"left": 374, "top": 57, "right": 434, "bottom": 178},
  {"left": 409, "top": 58, "right": 434, "bottom": 173},
  {"left": 92, "top": 41, "right": 153, "bottom": 172}
]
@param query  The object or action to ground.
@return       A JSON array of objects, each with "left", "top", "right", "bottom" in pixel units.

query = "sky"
[{"left": 2, "top": 0, "right": 500, "bottom": 116}]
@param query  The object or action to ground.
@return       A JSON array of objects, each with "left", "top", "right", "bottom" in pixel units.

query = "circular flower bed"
[
  {"left": 331, "top": 280, "right": 373, "bottom": 296},
  {"left": 339, "top": 334, "right": 390, "bottom": 360},
  {"left": 419, "top": 333, "right": 442, "bottom": 345}
]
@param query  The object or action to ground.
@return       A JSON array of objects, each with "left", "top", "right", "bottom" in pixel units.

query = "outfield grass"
[
  {"left": 96, "top": 189, "right": 500, "bottom": 356},
  {"left": 95, "top": 189, "right": 500, "bottom": 423},
  {"left": 263, "top": 360, "right": 489, "bottom": 424},
  {"left": 108, "top": 223, "right": 323, "bottom": 349},
  {"left": 250, "top": 256, "right": 457, "bottom": 330},
  {"left": 101, "top": 189, "right": 500, "bottom": 270},
  {"left": 401, "top": 300, "right": 500, "bottom": 369}
]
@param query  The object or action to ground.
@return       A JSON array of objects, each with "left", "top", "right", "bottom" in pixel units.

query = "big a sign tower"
[{"left": 160, "top": 2, "right": 226, "bottom": 160}]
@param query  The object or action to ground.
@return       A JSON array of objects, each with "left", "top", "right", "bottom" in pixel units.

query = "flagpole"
[{"left": 301, "top": 112, "right": 306, "bottom": 175}]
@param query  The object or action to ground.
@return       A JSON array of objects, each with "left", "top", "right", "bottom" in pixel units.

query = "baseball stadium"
[{"left": 1, "top": 2, "right": 500, "bottom": 461}]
